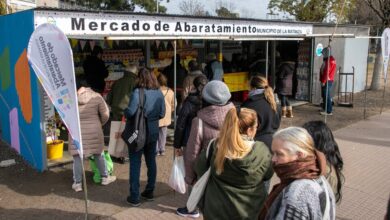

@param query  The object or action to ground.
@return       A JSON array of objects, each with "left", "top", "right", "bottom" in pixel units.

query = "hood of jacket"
[
  {"left": 78, "top": 87, "right": 98, "bottom": 105},
  {"left": 186, "top": 92, "right": 202, "bottom": 105},
  {"left": 212, "top": 140, "right": 271, "bottom": 187},
  {"left": 197, "top": 102, "right": 234, "bottom": 130}
]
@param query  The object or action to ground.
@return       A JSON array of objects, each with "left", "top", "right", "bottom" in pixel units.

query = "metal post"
[
  {"left": 173, "top": 40, "right": 177, "bottom": 130},
  {"left": 266, "top": 41, "right": 269, "bottom": 79},
  {"left": 156, "top": 0, "right": 159, "bottom": 13}
]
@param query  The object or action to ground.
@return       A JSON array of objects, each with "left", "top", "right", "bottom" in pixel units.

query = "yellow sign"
[{"left": 223, "top": 72, "right": 249, "bottom": 92}]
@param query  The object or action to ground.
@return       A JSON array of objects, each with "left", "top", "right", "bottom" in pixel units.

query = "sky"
[{"left": 153, "top": 0, "right": 272, "bottom": 19}]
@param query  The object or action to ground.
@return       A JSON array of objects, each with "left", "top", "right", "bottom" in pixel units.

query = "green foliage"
[
  {"left": 0, "top": 0, "right": 7, "bottom": 15},
  {"left": 75, "top": 0, "right": 135, "bottom": 11},
  {"left": 216, "top": 6, "right": 239, "bottom": 18},
  {"left": 268, "top": 0, "right": 354, "bottom": 22}
]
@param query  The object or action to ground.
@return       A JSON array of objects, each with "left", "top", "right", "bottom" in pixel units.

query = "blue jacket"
[{"left": 124, "top": 88, "right": 165, "bottom": 144}]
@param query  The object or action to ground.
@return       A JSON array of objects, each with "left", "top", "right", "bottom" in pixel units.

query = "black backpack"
[{"left": 121, "top": 89, "right": 146, "bottom": 152}]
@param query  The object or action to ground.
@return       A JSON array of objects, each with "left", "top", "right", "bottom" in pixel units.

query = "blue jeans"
[
  {"left": 321, "top": 81, "right": 333, "bottom": 113},
  {"left": 128, "top": 141, "right": 157, "bottom": 202},
  {"left": 278, "top": 94, "right": 290, "bottom": 107}
]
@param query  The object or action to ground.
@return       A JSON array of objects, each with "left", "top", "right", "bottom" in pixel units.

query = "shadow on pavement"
[{"left": 0, "top": 208, "right": 113, "bottom": 220}]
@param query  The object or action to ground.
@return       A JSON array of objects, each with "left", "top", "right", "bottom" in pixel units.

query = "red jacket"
[{"left": 320, "top": 56, "right": 336, "bottom": 84}]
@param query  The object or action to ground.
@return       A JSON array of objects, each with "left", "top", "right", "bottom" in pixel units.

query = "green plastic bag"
[{"left": 89, "top": 151, "right": 114, "bottom": 184}]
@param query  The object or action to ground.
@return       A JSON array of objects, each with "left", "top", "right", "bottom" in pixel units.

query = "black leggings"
[{"left": 278, "top": 94, "right": 290, "bottom": 107}]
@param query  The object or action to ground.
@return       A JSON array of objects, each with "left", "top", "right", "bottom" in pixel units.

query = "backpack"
[{"left": 121, "top": 89, "right": 146, "bottom": 152}]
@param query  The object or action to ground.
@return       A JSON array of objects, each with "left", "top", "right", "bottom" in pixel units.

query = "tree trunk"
[{"left": 370, "top": 40, "right": 383, "bottom": 90}]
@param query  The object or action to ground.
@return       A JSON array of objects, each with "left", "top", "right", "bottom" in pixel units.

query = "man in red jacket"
[{"left": 320, "top": 47, "right": 336, "bottom": 115}]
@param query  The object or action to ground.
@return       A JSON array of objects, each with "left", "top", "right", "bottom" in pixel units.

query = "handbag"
[
  {"left": 89, "top": 151, "right": 114, "bottom": 184},
  {"left": 108, "top": 117, "right": 127, "bottom": 158},
  {"left": 186, "top": 138, "right": 215, "bottom": 213},
  {"left": 121, "top": 88, "right": 146, "bottom": 153}
]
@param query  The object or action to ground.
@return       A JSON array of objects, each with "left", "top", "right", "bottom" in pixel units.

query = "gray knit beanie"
[{"left": 202, "top": 80, "right": 231, "bottom": 106}]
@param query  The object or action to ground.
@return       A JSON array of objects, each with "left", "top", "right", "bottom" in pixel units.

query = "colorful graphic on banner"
[
  {"left": 0, "top": 47, "right": 11, "bottom": 90},
  {"left": 9, "top": 108, "right": 20, "bottom": 153},
  {"left": 382, "top": 28, "right": 390, "bottom": 81},
  {"left": 15, "top": 49, "right": 33, "bottom": 123},
  {"left": 27, "top": 23, "right": 83, "bottom": 157},
  {"left": 0, "top": 10, "right": 43, "bottom": 171}
]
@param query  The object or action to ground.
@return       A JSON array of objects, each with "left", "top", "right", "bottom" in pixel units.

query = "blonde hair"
[
  {"left": 249, "top": 76, "right": 277, "bottom": 112},
  {"left": 214, "top": 108, "right": 257, "bottom": 175},
  {"left": 273, "top": 127, "right": 315, "bottom": 157}
]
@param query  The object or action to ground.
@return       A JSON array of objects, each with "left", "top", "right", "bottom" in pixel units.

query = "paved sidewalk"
[
  {"left": 333, "top": 111, "right": 390, "bottom": 220},
  {"left": 110, "top": 112, "right": 390, "bottom": 220}
]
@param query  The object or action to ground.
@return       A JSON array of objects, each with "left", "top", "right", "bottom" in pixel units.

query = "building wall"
[
  {"left": 0, "top": 10, "right": 46, "bottom": 171},
  {"left": 311, "top": 26, "right": 370, "bottom": 104}
]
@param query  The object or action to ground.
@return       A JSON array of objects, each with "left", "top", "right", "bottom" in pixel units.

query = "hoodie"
[{"left": 184, "top": 102, "right": 234, "bottom": 185}]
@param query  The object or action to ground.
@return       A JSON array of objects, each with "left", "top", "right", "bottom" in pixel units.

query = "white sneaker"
[
  {"left": 101, "top": 175, "right": 116, "bottom": 185},
  {"left": 72, "top": 183, "right": 82, "bottom": 192}
]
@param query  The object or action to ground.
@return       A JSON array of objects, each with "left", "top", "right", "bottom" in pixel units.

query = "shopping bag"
[
  {"left": 121, "top": 89, "right": 146, "bottom": 152},
  {"left": 108, "top": 120, "right": 128, "bottom": 158},
  {"left": 89, "top": 151, "right": 114, "bottom": 184},
  {"left": 186, "top": 139, "right": 215, "bottom": 212},
  {"left": 168, "top": 156, "right": 186, "bottom": 194},
  {"left": 186, "top": 167, "right": 210, "bottom": 212}
]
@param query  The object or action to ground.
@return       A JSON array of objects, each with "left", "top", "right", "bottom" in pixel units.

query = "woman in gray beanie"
[{"left": 177, "top": 80, "right": 234, "bottom": 217}]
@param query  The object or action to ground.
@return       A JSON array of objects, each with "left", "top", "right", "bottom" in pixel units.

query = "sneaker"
[
  {"left": 101, "top": 175, "right": 117, "bottom": 185},
  {"left": 176, "top": 207, "right": 200, "bottom": 218},
  {"left": 160, "top": 151, "right": 165, "bottom": 156},
  {"left": 72, "top": 182, "right": 82, "bottom": 192},
  {"left": 141, "top": 191, "right": 154, "bottom": 201},
  {"left": 320, "top": 111, "right": 333, "bottom": 116},
  {"left": 126, "top": 196, "right": 141, "bottom": 207}
]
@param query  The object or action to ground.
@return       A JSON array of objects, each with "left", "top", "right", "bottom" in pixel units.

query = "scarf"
[
  {"left": 258, "top": 150, "right": 327, "bottom": 220},
  {"left": 249, "top": 89, "right": 264, "bottom": 97}
]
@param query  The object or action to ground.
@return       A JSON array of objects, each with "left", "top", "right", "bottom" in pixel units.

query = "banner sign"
[
  {"left": 27, "top": 23, "right": 83, "bottom": 157},
  {"left": 382, "top": 28, "right": 390, "bottom": 81},
  {"left": 34, "top": 10, "right": 313, "bottom": 38}
]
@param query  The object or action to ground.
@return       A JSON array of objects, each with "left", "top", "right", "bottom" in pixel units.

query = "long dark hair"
[
  {"left": 303, "top": 120, "right": 344, "bottom": 203},
  {"left": 137, "top": 68, "right": 159, "bottom": 89}
]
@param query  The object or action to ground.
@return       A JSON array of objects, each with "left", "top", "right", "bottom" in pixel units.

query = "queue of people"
[{"left": 70, "top": 50, "right": 343, "bottom": 220}]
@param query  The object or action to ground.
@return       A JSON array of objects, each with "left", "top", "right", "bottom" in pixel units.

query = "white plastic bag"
[{"left": 168, "top": 156, "right": 186, "bottom": 194}]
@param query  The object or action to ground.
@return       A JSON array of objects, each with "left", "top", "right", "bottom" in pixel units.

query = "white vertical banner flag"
[
  {"left": 382, "top": 28, "right": 390, "bottom": 82},
  {"left": 27, "top": 23, "right": 83, "bottom": 157}
]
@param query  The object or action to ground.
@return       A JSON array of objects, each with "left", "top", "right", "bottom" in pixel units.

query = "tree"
[
  {"left": 215, "top": 1, "right": 239, "bottom": 18},
  {"left": 73, "top": 0, "right": 167, "bottom": 13},
  {"left": 362, "top": 0, "right": 390, "bottom": 90},
  {"left": 179, "top": 0, "right": 206, "bottom": 16},
  {"left": 268, "top": 0, "right": 354, "bottom": 22},
  {"left": 75, "top": 0, "right": 135, "bottom": 11},
  {"left": 0, "top": 0, "right": 8, "bottom": 15},
  {"left": 132, "top": 0, "right": 167, "bottom": 13}
]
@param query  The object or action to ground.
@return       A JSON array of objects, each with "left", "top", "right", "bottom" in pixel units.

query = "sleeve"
[
  {"left": 173, "top": 100, "right": 191, "bottom": 148},
  {"left": 184, "top": 117, "right": 203, "bottom": 185},
  {"left": 159, "top": 92, "right": 166, "bottom": 119},
  {"left": 170, "top": 90, "right": 175, "bottom": 112},
  {"left": 100, "top": 59, "right": 109, "bottom": 79},
  {"left": 273, "top": 104, "right": 282, "bottom": 130},
  {"left": 256, "top": 142, "right": 274, "bottom": 181},
  {"left": 98, "top": 96, "right": 110, "bottom": 126},
  {"left": 106, "top": 82, "right": 115, "bottom": 106},
  {"left": 124, "top": 89, "right": 139, "bottom": 119}
]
